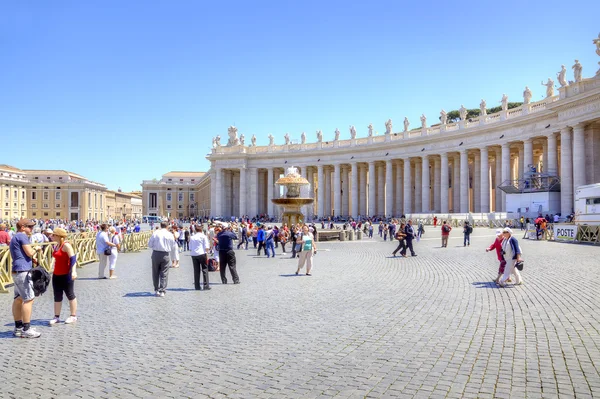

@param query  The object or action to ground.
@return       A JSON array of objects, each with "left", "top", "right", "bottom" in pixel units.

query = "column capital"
[
  {"left": 523, "top": 138, "right": 533, "bottom": 144},
  {"left": 572, "top": 123, "right": 586, "bottom": 133}
]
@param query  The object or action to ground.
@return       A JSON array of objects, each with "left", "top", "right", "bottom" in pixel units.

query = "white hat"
[
  {"left": 495, "top": 229, "right": 503, "bottom": 235},
  {"left": 502, "top": 227, "right": 513, "bottom": 234},
  {"left": 222, "top": 223, "right": 230, "bottom": 229}
]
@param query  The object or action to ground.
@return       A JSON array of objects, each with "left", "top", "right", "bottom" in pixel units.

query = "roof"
[
  {"left": 23, "top": 169, "right": 87, "bottom": 180},
  {"left": 0, "top": 164, "right": 25, "bottom": 173},
  {"left": 162, "top": 171, "right": 206, "bottom": 178}
]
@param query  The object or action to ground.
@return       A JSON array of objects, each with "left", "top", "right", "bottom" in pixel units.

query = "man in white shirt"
[
  {"left": 148, "top": 221, "right": 176, "bottom": 297},
  {"left": 189, "top": 228, "right": 211, "bottom": 290}
]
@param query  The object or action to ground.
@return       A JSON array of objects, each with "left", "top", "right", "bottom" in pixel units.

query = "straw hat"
[{"left": 53, "top": 228, "right": 68, "bottom": 238}]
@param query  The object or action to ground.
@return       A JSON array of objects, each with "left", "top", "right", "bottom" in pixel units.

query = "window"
[
  {"left": 56, "top": 186, "right": 61, "bottom": 189},
  {"left": 167, "top": 205, "right": 171, "bottom": 209},
  {"left": 59, "top": 177, "right": 63, "bottom": 180},
  {"left": 180, "top": 179, "right": 183, "bottom": 182},
  {"left": 4, "top": 190, "right": 8, "bottom": 197},
  {"left": 31, "top": 192, "right": 37, "bottom": 200},
  {"left": 166, "top": 193, "right": 172, "bottom": 201},
  {"left": 13, "top": 203, "right": 17, "bottom": 208},
  {"left": 46, "top": 177, "right": 50, "bottom": 179},
  {"left": 191, "top": 179, "right": 195, "bottom": 182},
  {"left": 56, "top": 212, "right": 61, "bottom": 217},
  {"left": 189, "top": 193, "right": 195, "bottom": 201},
  {"left": 168, "top": 179, "right": 172, "bottom": 181},
  {"left": 88, "top": 193, "right": 91, "bottom": 205},
  {"left": 56, "top": 203, "right": 61, "bottom": 208},
  {"left": 586, "top": 198, "right": 600, "bottom": 205},
  {"left": 34, "top": 177, "right": 39, "bottom": 180},
  {"left": 43, "top": 191, "right": 49, "bottom": 200},
  {"left": 32, "top": 187, "right": 37, "bottom": 189},
  {"left": 178, "top": 193, "right": 183, "bottom": 202},
  {"left": 21, "top": 191, "right": 25, "bottom": 200},
  {"left": 13, "top": 190, "right": 17, "bottom": 198},
  {"left": 31, "top": 204, "right": 37, "bottom": 209},
  {"left": 149, "top": 193, "right": 157, "bottom": 208},
  {"left": 32, "top": 212, "right": 37, "bottom": 216},
  {"left": 43, "top": 203, "right": 49, "bottom": 209},
  {"left": 4, "top": 203, "right": 7, "bottom": 208},
  {"left": 56, "top": 192, "right": 61, "bottom": 200},
  {"left": 44, "top": 212, "right": 49, "bottom": 216},
  {"left": 178, "top": 205, "right": 183, "bottom": 209}
]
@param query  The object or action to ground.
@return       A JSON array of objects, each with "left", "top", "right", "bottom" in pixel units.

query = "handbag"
[
  {"left": 515, "top": 260, "right": 524, "bottom": 271},
  {"left": 103, "top": 247, "right": 112, "bottom": 256}
]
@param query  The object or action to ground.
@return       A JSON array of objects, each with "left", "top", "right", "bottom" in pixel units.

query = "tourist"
[
  {"left": 273, "top": 225, "right": 280, "bottom": 248},
  {"left": 48, "top": 228, "right": 78, "bottom": 326},
  {"left": 278, "top": 226, "right": 288, "bottom": 253},
  {"left": 237, "top": 223, "right": 248, "bottom": 250},
  {"left": 0, "top": 223, "right": 10, "bottom": 246},
  {"left": 486, "top": 229, "right": 506, "bottom": 284},
  {"left": 217, "top": 223, "right": 240, "bottom": 284},
  {"left": 368, "top": 223, "right": 374, "bottom": 238},
  {"left": 148, "top": 221, "right": 176, "bottom": 297},
  {"left": 30, "top": 227, "right": 46, "bottom": 244},
  {"left": 433, "top": 216, "right": 438, "bottom": 227},
  {"left": 251, "top": 225, "right": 258, "bottom": 248},
  {"left": 107, "top": 226, "right": 121, "bottom": 279},
  {"left": 295, "top": 225, "right": 317, "bottom": 276},
  {"left": 96, "top": 224, "right": 117, "bottom": 279},
  {"left": 392, "top": 222, "right": 406, "bottom": 257},
  {"left": 403, "top": 220, "right": 417, "bottom": 257},
  {"left": 256, "top": 225, "right": 266, "bottom": 256},
  {"left": 189, "top": 226, "right": 210, "bottom": 290},
  {"left": 183, "top": 227, "right": 190, "bottom": 251},
  {"left": 290, "top": 226, "right": 298, "bottom": 258},
  {"left": 498, "top": 228, "right": 523, "bottom": 287},
  {"left": 378, "top": 222, "right": 384, "bottom": 238},
  {"left": 177, "top": 227, "right": 186, "bottom": 251},
  {"left": 417, "top": 222, "right": 425, "bottom": 239},
  {"left": 10, "top": 218, "right": 41, "bottom": 338},
  {"left": 463, "top": 221, "right": 472, "bottom": 247},
  {"left": 170, "top": 226, "right": 180, "bottom": 268},
  {"left": 441, "top": 221, "right": 451, "bottom": 248},
  {"left": 265, "top": 225, "right": 276, "bottom": 258}
]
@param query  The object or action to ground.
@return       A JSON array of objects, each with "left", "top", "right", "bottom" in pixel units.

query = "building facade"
[
  {"left": 0, "top": 165, "right": 29, "bottom": 219},
  {"left": 207, "top": 63, "right": 600, "bottom": 220},
  {"left": 141, "top": 171, "right": 209, "bottom": 218}
]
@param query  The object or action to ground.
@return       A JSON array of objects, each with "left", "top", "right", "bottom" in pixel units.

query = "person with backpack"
[
  {"left": 48, "top": 228, "right": 78, "bottom": 326},
  {"left": 265, "top": 226, "right": 276, "bottom": 258},
  {"left": 498, "top": 228, "right": 523, "bottom": 287},
  {"left": 441, "top": 221, "right": 452, "bottom": 248},
  {"left": 10, "top": 218, "right": 42, "bottom": 338},
  {"left": 463, "top": 221, "right": 472, "bottom": 246}
]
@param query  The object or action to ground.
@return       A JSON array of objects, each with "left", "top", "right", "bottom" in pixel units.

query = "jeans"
[
  {"left": 392, "top": 240, "right": 406, "bottom": 255},
  {"left": 464, "top": 234, "right": 470, "bottom": 246},
  {"left": 265, "top": 240, "right": 275, "bottom": 257}
]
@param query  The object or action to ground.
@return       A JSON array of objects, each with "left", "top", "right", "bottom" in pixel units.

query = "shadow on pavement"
[
  {"left": 123, "top": 292, "right": 156, "bottom": 297},
  {"left": 472, "top": 281, "right": 500, "bottom": 289}
]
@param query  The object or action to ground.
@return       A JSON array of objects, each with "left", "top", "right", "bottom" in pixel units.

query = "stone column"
[
  {"left": 395, "top": 162, "right": 403, "bottom": 216},
  {"left": 249, "top": 168, "right": 258, "bottom": 217},
  {"left": 267, "top": 168, "right": 274, "bottom": 217},
  {"left": 547, "top": 133, "right": 558, "bottom": 174},
  {"left": 415, "top": 161, "right": 422, "bottom": 213},
  {"left": 542, "top": 141, "right": 548, "bottom": 173},
  {"left": 524, "top": 138, "right": 533, "bottom": 174},
  {"left": 474, "top": 152, "right": 481, "bottom": 213},
  {"left": 317, "top": 165, "right": 324, "bottom": 218},
  {"left": 377, "top": 164, "right": 385, "bottom": 215},
  {"left": 501, "top": 144, "right": 510, "bottom": 212},
  {"left": 239, "top": 167, "right": 247, "bottom": 218},
  {"left": 480, "top": 147, "right": 489, "bottom": 213},
  {"left": 460, "top": 150, "right": 469, "bottom": 213},
  {"left": 518, "top": 145, "right": 524, "bottom": 178},
  {"left": 368, "top": 161, "right": 376, "bottom": 216},
  {"left": 307, "top": 167, "right": 315, "bottom": 220},
  {"left": 434, "top": 157, "right": 441, "bottom": 212},
  {"left": 351, "top": 163, "right": 358, "bottom": 218},
  {"left": 324, "top": 168, "right": 331, "bottom": 216},
  {"left": 441, "top": 153, "right": 449, "bottom": 213},
  {"left": 453, "top": 156, "right": 460, "bottom": 213},
  {"left": 572, "top": 123, "right": 586, "bottom": 191},
  {"left": 333, "top": 163, "right": 341, "bottom": 217},
  {"left": 403, "top": 159, "right": 412, "bottom": 214},
  {"left": 342, "top": 166, "right": 349, "bottom": 217},
  {"left": 421, "top": 156, "right": 430, "bottom": 213},
  {"left": 495, "top": 149, "right": 502, "bottom": 212},
  {"left": 215, "top": 168, "right": 223, "bottom": 217},
  {"left": 360, "top": 165, "right": 367, "bottom": 216},
  {"left": 384, "top": 160, "right": 393, "bottom": 217},
  {"left": 560, "top": 127, "right": 573, "bottom": 217}
]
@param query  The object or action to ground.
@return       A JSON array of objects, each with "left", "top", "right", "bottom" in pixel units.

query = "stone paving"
[{"left": 1, "top": 227, "right": 600, "bottom": 398}]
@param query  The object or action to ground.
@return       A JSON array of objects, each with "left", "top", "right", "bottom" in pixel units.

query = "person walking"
[
  {"left": 498, "top": 228, "right": 523, "bottom": 287},
  {"left": 278, "top": 227, "right": 288, "bottom": 253},
  {"left": 486, "top": 229, "right": 507, "bottom": 284},
  {"left": 107, "top": 226, "right": 121, "bottom": 279},
  {"left": 148, "top": 221, "right": 176, "bottom": 297},
  {"left": 392, "top": 222, "right": 407, "bottom": 257},
  {"left": 96, "top": 224, "right": 117, "bottom": 279},
  {"left": 265, "top": 226, "right": 276, "bottom": 258},
  {"left": 289, "top": 226, "right": 298, "bottom": 258},
  {"left": 48, "top": 228, "right": 78, "bottom": 326},
  {"left": 217, "top": 223, "right": 240, "bottom": 284},
  {"left": 183, "top": 227, "right": 190, "bottom": 251},
  {"left": 256, "top": 225, "right": 266, "bottom": 256},
  {"left": 403, "top": 220, "right": 417, "bottom": 257},
  {"left": 170, "top": 226, "right": 181, "bottom": 268},
  {"left": 237, "top": 223, "right": 248, "bottom": 250},
  {"left": 295, "top": 225, "right": 317, "bottom": 276},
  {"left": 463, "top": 221, "right": 472, "bottom": 247},
  {"left": 441, "top": 221, "right": 451, "bottom": 248},
  {"left": 189, "top": 227, "right": 211, "bottom": 290},
  {"left": 10, "top": 218, "right": 41, "bottom": 338}
]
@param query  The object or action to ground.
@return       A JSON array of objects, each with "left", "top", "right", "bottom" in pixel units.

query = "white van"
[{"left": 574, "top": 183, "right": 600, "bottom": 225}]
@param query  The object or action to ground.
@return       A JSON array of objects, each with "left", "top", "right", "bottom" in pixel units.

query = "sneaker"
[
  {"left": 21, "top": 328, "right": 41, "bottom": 338},
  {"left": 159, "top": 292, "right": 165, "bottom": 297},
  {"left": 65, "top": 316, "right": 78, "bottom": 324},
  {"left": 155, "top": 291, "right": 161, "bottom": 297},
  {"left": 109, "top": 275, "right": 118, "bottom": 279},
  {"left": 49, "top": 317, "right": 61, "bottom": 326},
  {"left": 13, "top": 328, "right": 22, "bottom": 338}
]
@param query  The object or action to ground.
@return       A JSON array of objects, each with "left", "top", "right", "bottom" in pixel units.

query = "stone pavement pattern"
[{"left": 1, "top": 228, "right": 600, "bottom": 398}]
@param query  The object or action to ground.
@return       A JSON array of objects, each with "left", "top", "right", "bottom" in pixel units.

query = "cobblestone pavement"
[{"left": 1, "top": 227, "right": 600, "bottom": 399}]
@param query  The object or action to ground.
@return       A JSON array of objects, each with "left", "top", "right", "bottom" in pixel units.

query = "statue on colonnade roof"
[
  {"left": 284, "top": 133, "right": 291, "bottom": 145},
  {"left": 349, "top": 125, "right": 356, "bottom": 139},
  {"left": 385, "top": 119, "right": 392, "bottom": 135},
  {"left": 334, "top": 128, "right": 340, "bottom": 141},
  {"left": 301, "top": 132, "right": 306, "bottom": 144},
  {"left": 268, "top": 134, "right": 274, "bottom": 146},
  {"left": 440, "top": 110, "right": 447, "bottom": 125},
  {"left": 227, "top": 126, "right": 239, "bottom": 146},
  {"left": 572, "top": 60, "right": 582, "bottom": 82},
  {"left": 367, "top": 124, "right": 374, "bottom": 137},
  {"left": 557, "top": 65, "right": 567, "bottom": 87},
  {"left": 251, "top": 134, "right": 256, "bottom": 146},
  {"left": 239, "top": 134, "right": 245, "bottom": 146},
  {"left": 523, "top": 86, "right": 532, "bottom": 104},
  {"left": 541, "top": 78, "right": 554, "bottom": 98},
  {"left": 403, "top": 117, "right": 409, "bottom": 132}
]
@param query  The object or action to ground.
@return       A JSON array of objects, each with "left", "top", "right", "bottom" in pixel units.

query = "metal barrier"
[{"left": 0, "top": 231, "right": 153, "bottom": 293}]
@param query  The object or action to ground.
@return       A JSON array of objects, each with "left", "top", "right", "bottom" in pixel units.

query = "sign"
[
  {"left": 554, "top": 224, "right": 577, "bottom": 242},
  {"left": 525, "top": 226, "right": 537, "bottom": 240}
]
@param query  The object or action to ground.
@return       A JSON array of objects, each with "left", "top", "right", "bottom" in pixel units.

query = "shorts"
[
  {"left": 13, "top": 271, "right": 35, "bottom": 302},
  {"left": 52, "top": 274, "right": 76, "bottom": 302}
]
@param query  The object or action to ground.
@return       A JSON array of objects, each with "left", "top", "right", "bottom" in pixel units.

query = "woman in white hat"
[
  {"left": 49, "top": 228, "right": 78, "bottom": 325},
  {"left": 108, "top": 226, "right": 121, "bottom": 279}
]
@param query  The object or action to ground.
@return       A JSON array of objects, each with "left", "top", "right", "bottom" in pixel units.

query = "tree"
[{"left": 441, "top": 102, "right": 523, "bottom": 123}]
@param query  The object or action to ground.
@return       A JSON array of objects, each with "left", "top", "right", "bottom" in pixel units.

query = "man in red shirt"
[
  {"left": 440, "top": 221, "right": 451, "bottom": 247},
  {"left": 0, "top": 223, "right": 11, "bottom": 246}
]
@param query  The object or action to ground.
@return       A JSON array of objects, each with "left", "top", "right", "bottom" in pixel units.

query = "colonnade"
[{"left": 209, "top": 122, "right": 600, "bottom": 219}]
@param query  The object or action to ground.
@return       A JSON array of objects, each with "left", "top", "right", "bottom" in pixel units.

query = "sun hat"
[
  {"left": 495, "top": 229, "right": 503, "bottom": 235},
  {"left": 502, "top": 227, "right": 513, "bottom": 234},
  {"left": 52, "top": 228, "right": 68, "bottom": 238}
]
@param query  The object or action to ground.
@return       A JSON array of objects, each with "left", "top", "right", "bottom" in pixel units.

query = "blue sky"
[{"left": 1, "top": 1, "right": 598, "bottom": 192}]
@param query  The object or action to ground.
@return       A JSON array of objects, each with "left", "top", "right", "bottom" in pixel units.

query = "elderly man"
[
  {"left": 498, "top": 228, "right": 523, "bottom": 287},
  {"left": 10, "top": 218, "right": 41, "bottom": 338},
  {"left": 0, "top": 223, "right": 10, "bottom": 246},
  {"left": 148, "top": 221, "right": 176, "bottom": 297}
]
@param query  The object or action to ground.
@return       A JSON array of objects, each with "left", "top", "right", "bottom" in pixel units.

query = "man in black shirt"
[
  {"left": 217, "top": 223, "right": 240, "bottom": 284},
  {"left": 404, "top": 220, "right": 417, "bottom": 257}
]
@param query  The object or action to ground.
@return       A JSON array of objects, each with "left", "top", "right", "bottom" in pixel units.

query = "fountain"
[{"left": 271, "top": 166, "right": 314, "bottom": 226}]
